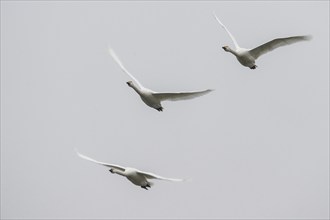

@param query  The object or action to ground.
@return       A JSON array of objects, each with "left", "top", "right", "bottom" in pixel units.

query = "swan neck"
[
  {"left": 130, "top": 83, "right": 142, "bottom": 95},
  {"left": 113, "top": 169, "right": 126, "bottom": 177},
  {"left": 228, "top": 47, "right": 238, "bottom": 56}
]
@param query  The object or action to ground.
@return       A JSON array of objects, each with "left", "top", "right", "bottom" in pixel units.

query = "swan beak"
[{"left": 222, "top": 46, "right": 226, "bottom": 51}]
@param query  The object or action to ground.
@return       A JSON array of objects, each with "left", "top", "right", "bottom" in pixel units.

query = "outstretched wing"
[
  {"left": 249, "top": 35, "right": 312, "bottom": 59},
  {"left": 153, "top": 89, "right": 213, "bottom": 102},
  {"left": 108, "top": 47, "right": 144, "bottom": 89},
  {"left": 213, "top": 12, "right": 240, "bottom": 49},
  {"left": 136, "top": 170, "right": 185, "bottom": 182},
  {"left": 76, "top": 149, "right": 125, "bottom": 171}
]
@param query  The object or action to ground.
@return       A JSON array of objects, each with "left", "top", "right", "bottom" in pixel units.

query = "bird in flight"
[
  {"left": 108, "top": 47, "right": 213, "bottom": 111},
  {"left": 76, "top": 150, "right": 185, "bottom": 190},
  {"left": 213, "top": 12, "right": 312, "bottom": 69}
]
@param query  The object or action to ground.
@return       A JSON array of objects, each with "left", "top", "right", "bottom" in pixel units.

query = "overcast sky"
[{"left": 1, "top": 1, "right": 329, "bottom": 219}]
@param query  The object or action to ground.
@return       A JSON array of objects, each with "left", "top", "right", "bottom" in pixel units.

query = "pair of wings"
[
  {"left": 108, "top": 48, "right": 212, "bottom": 101},
  {"left": 213, "top": 12, "right": 311, "bottom": 59},
  {"left": 76, "top": 150, "right": 184, "bottom": 182}
]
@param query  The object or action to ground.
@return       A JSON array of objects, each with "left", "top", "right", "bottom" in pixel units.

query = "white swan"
[
  {"left": 76, "top": 150, "right": 185, "bottom": 190},
  {"left": 108, "top": 47, "right": 213, "bottom": 111},
  {"left": 213, "top": 12, "right": 312, "bottom": 69}
]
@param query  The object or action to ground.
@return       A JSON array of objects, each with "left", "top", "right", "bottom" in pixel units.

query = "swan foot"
[
  {"left": 250, "top": 65, "right": 257, "bottom": 69},
  {"left": 156, "top": 107, "right": 163, "bottom": 112},
  {"left": 141, "top": 186, "right": 149, "bottom": 190},
  {"left": 146, "top": 183, "right": 151, "bottom": 188}
]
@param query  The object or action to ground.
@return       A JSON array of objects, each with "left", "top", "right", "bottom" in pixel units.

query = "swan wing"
[
  {"left": 249, "top": 35, "right": 312, "bottom": 59},
  {"left": 213, "top": 12, "right": 240, "bottom": 49},
  {"left": 153, "top": 89, "right": 213, "bottom": 101},
  {"left": 108, "top": 47, "right": 144, "bottom": 89},
  {"left": 76, "top": 149, "right": 125, "bottom": 171},
  {"left": 137, "top": 170, "right": 185, "bottom": 182}
]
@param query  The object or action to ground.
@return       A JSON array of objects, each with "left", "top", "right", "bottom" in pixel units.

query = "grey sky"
[{"left": 1, "top": 1, "right": 329, "bottom": 219}]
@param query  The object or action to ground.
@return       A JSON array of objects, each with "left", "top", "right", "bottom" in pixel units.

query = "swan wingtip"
[
  {"left": 107, "top": 46, "right": 113, "bottom": 54},
  {"left": 212, "top": 12, "right": 219, "bottom": 20},
  {"left": 305, "top": 35, "right": 313, "bottom": 40},
  {"left": 74, "top": 148, "right": 82, "bottom": 157},
  {"left": 183, "top": 178, "right": 192, "bottom": 182}
]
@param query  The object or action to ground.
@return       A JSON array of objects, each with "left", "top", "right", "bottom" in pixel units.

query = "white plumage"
[
  {"left": 213, "top": 12, "right": 312, "bottom": 69},
  {"left": 108, "top": 47, "right": 213, "bottom": 111},
  {"left": 76, "top": 150, "right": 185, "bottom": 190}
]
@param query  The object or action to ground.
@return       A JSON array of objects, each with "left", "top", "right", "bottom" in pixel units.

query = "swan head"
[
  {"left": 222, "top": 46, "right": 231, "bottom": 52},
  {"left": 126, "top": 81, "right": 134, "bottom": 87}
]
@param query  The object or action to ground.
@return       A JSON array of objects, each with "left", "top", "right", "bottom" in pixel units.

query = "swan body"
[
  {"left": 109, "top": 47, "right": 213, "bottom": 111},
  {"left": 213, "top": 12, "right": 312, "bottom": 69},
  {"left": 76, "top": 150, "right": 184, "bottom": 190}
]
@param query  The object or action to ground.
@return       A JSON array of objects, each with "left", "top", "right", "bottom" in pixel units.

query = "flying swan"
[
  {"left": 76, "top": 150, "right": 185, "bottom": 190},
  {"left": 108, "top": 47, "right": 213, "bottom": 111},
  {"left": 213, "top": 12, "right": 312, "bottom": 69}
]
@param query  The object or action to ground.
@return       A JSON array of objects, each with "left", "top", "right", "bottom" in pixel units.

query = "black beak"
[
  {"left": 126, "top": 82, "right": 130, "bottom": 85},
  {"left": 222, "top": 46, "right": 226, "bottom": 50}
]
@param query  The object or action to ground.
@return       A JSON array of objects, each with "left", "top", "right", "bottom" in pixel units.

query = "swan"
[
  {"left": 108, "top": 47, "right": 213, "bottom": 111},
  {"left": 213, "top": 12, "right": 312, "bottom": 69},
  {"left": 76, "top": 150, "right": 185, "bottom": 190}
]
